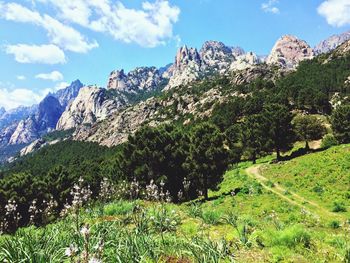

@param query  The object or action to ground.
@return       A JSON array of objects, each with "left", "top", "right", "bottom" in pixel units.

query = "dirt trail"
[{"left": 245, "top": 165, "right": 345, "bottom": 221}]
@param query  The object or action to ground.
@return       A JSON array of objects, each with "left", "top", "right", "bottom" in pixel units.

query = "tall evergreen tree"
[
  {"left": 262, "top": 104, "right": 295, "bottom": 161},
  {"left": 293, "top": 115, "right": 326, "bottom": 150},
  {"left": 331, "top": 105, "right": 350, "bottom": 144},
  {"left": 240, "top": 114, "right": 270, "bottom": 164},
  {"left": 185, "top": 122, "right": 229, "bottom": 200}
]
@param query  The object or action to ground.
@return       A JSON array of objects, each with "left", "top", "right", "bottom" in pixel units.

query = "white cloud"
[
  {"left": 54, "top": 81, "right": 69, "bottom": 90},
  {"left": 262, "top": 0, "right": 280, "bottom": 14},
  {"left": 0, "top": 87, "right": 50, "bottom": 110},
  {"left": 16, "top": 75, "right": 26, "bottom": 80},
  {"left": 318, "top": 0, "right": 350, "bottom": 27},
  {"left": 0, "top": 2, "right": 98, "bottom": 53},
  {"left": 5, "top": 44, "right": 66, "bottom": 64},
  {"left": 35, "top": 70, "right": 64, "bottom": 81},
  {"left": 36, "top": 0, "right": 181, "bottom": 48}
]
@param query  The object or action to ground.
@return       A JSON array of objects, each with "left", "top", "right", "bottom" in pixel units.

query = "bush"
[
  {"left": 332, "top": 201, "right": 347, "bottom": 212},
  {"left": 321, "top": 134, "right": 338, "bottom": 149},
  {"left": 187, "top": 203, "right": 203, "bottom": 218},
  {"left": 329, "top": 220, "right": 340, "bottom": 229},
  {"left": 266, "top": 225, "right": 311, "bottom": 248},
  {"left": 201, "top": 210, "right": 222, "bottom": 225},
  {"left": 104, "top": 201, "right": 136, "bottom": 216}
]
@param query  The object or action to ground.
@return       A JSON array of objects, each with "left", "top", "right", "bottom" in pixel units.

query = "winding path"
[{"left": 245, "top": 165, "right": 345, "bottom": 221}]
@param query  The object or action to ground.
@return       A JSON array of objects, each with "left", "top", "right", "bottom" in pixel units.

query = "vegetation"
[
  {"left": 0, "top": 46, "right": 350, "bottom": 261},
  {"left": 293, "top": 115, "right": 326, "bottom": 150},
  {"left": 331, "top": 105, "right": 350, "bottom": 143}
]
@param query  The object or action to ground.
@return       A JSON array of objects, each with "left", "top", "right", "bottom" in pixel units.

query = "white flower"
[
  {"left": 80, "top": 225, "right": 90, "bottom": 236},
  {"left": 88, "top": 257, "right": 102, "bottom": 263},
  {"left": 65, "top": 244, "right": 78, "bottom": 257}
]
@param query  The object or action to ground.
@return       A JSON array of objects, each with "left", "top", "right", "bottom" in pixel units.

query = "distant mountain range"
[{"left": 1, "top": 30, "right": 349, "bottom": 162}]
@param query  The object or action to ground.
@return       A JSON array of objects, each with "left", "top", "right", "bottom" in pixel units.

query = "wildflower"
[
  {"left": 88, "top": 257, "right": 102, "bottom": 263},
  {"left": 177, "top": 190, "right": 183, "bottom": 201},
  {"left": 165, "top": 190, "right": 172, "bottom": 203},
  {"left": 81, "top": 224, "right": 90, "bottom": 237},
  {"left": 65, "top": 244, "right": 78, "bottom": 257},
  {"left": 183, "top": 177, "right": 191, "bottom": 193},
  {"left": 28, "top": 199, "right": 41, "bottom": 224}
]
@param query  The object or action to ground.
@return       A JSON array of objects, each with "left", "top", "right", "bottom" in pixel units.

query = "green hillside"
[{"left": 1, "top": 146, "right": 350, "bottom": 262}]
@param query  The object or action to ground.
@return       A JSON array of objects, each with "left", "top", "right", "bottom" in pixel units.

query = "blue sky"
[{"left": 0, "top": 0, "right": 349, "bottom": 110}]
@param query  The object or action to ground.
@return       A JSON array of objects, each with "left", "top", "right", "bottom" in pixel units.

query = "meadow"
[{"left": 0, "top": 144, "right": 349, "bottom": 262}]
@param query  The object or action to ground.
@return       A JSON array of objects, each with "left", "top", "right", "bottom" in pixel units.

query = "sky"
[{"left": 0, "top": 0, "right": 349, "bottom": 110}]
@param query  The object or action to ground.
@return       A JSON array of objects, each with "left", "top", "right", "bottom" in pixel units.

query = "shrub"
[
  {"left": 103, "top": 201, "right": 136, "bottom": 216},
  {"left": 201, "top": 210, "right": 222, "bottom": 225},
  {"left": 332, "top": 201, "right": 347, "bottom": 213},
  {"left": 266, "top": 225, "right": 311, "bottom": 248},
  {"left": 321, "top": 134, "right": 339, "bottom": 149},
  {"left": 329, "top": 220, "right": 340, "bottom": 229},
  {"left": 188, "top": 203, "right": 203, "bottom": 218}
]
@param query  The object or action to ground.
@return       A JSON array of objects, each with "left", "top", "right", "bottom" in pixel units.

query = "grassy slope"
[
  {"left": 1, "top": 146, "right": 350, "bottom": 262},
  {"left": 262, "top": 144, "right": 350, "bottom": 217}
]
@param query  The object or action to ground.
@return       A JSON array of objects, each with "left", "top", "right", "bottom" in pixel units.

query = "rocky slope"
[
  {"left": 4, "top": 33, "right": 346, "bottom": 160},
  {"left": 107, "top": 67, "right": 166, "bottom": 93},
  {"left": 56, "top": 86, "right": 127, "bottom": 130},
  {"left": 164, "top": 41, "right": 260, "bottom": 90},
  {"left": 314, "top": 31, "right": 350, "bottom": 55},
  {"left": 66, "top": 36, "right": 320, "bottom": 146},
  {"left": 53, "top": 80, "right": 84, "bottom": 109},
  {"left": 0, "top": 80, "right": 83, "bottom": 147},
  {"left": 266, "top": 35, "right": 314, "bottom": 69},
  {"left": 0, "top": 105, "right": 37, "bottom": 130}
]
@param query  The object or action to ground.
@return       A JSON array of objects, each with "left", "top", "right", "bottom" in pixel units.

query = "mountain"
[
  {"left": 164, "top": 41, "right": 261, "bottom": 90},
  {"left": 35, "top": 95, "right": 64, "bottom": 131},
  {"left": 70, "top": 38, "right": 350, "bottom": 148},
  {"left": 56, "top": 86, "right": 126, "bottom": 131},
  {"left": 0, "top": 105, "right": 37, "bottom": 130},
  {"left": 266, "top": 35, "right": 314, "bottom": 69},
  {"left": 3, "top": 33, "right": 345, "bottom": 160},
  {"left": 8, "top": 116, "right": 39, "bottom": 145},
  {"left": 0, "top": 80, "right": 84, "bottom": 162},
  {"left": 53, "top": 79, "right": 84, "bottom": 109},
  {"left": 107, "top": 67, "right": 167, "bottom": 93},
  {"left": 314, "top": 31, "right": 350, "bottom": 55}
]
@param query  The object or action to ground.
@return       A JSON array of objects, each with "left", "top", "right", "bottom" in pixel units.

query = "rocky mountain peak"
[
  {"left": 267, "top": 35, "right": 314, "bottom": 69},
  {"left": 175, "top": 45, "right": 201, "bottom": 69},
  {"left": 107, "top": 67, "right": 165, "bottom": 93},
  {"left": 36, "top": 95, "right": 63, "bottom": 131},
  {"left": 56, "top": 85, "right": 126, "bottom": 131},
  {"left": 53, "top": 79, "right": 84, "bottom": 109},
  {"left": 9, "top": 116, "right": 39, "bottom": 145},
  {"left": 314, "top": 31, "right": 350, "bottom": 55},
  {"left": 107, "top": 70, "right": 127, "bottom": 90}
]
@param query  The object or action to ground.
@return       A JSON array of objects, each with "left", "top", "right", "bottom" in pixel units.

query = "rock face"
[
  {"left": 267, "top": 35, "right": 314, "bottom": 69},
  {"left": 200, "top": 41, "right": 244, "bottom": 69},
  {"left": 0, "top": 105, "right": 37, "bottom": 130},
  {"left": 53, "top": 80, "right": 84, "bottom": 109},
  {"left": 314, "top": 31, "right": 350, "bottom": 55},
  {"left": 56, "top": 86, "right": 126, "bottom": 130},
  {"left": 107, "top": 67, "right": 166, "bottom": 93},
  {"left": 231, "top": 52, "right": 261, "bottom": 71},
  {"left": 36, "top": 96, "right": 64, "bottom": 131},
  {"left": 9, "top": 116, "right": 39, "bottom": 145},
  {"left": 165, "top": 45, "right": 203, "bottom": 89},
  {"left": 0, "top": 80, "right": 83, "bottom": 147},
  {"left": 164, "top": 42, "right": 258, "bottom": 90}
]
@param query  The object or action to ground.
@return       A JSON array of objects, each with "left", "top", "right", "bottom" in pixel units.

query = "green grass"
[
  {"left": 262, "top": 144, "right": 350, "bottom": 218},
  {"left": 1, "top": 145, "right": 350, "bottom": 262}
]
